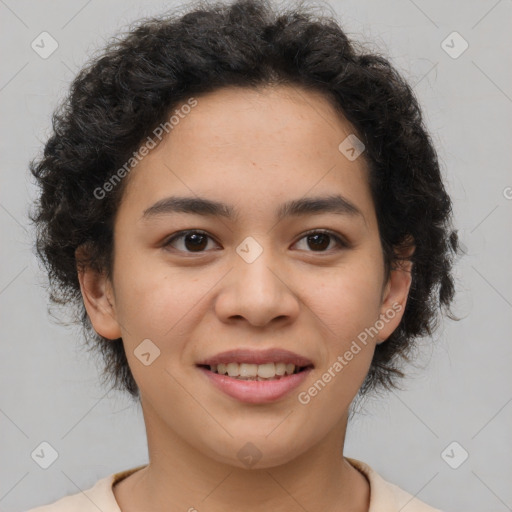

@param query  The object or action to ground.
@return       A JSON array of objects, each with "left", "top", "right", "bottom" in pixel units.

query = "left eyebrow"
[{"left": 140, "top": 194, "right": 364, "bottom": 223}]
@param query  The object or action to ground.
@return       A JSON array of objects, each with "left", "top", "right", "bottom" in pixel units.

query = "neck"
[{"left": 113, "top": 400, "right": 370, "bottom": 512}]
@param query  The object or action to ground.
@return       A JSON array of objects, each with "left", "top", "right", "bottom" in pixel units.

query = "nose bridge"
[
  {"left": 214, "top": 234, "right": 299, "bottom": 326},
  {"left": 235, "top": 234, "right": 284, "bottom": 298}
]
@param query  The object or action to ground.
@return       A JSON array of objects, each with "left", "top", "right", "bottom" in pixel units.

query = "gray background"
[{"left": 1, "top": 0, "right": 511, "bottom": 511}]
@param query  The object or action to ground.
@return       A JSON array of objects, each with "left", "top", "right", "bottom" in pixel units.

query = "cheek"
[
  {"left": 112, "top": 251, "right": 202, "bottom": 336},
  {"left": 296, "top": 273, "right": 381, "bottom": 421},
  {"left": 300, "top": 260, "right": 384, "bottom": 398},
  {"left": 305, "top": 262, "right": 384, "bottom": 337}
]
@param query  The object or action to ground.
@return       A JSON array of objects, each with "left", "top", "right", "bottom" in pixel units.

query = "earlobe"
[{"left": 76, "top": 246, "right": 122, "bottom": 340}]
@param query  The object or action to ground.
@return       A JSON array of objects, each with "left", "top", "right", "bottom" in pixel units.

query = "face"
[{"left": 79, "top": 85, "right": 412, "bottom": 469}]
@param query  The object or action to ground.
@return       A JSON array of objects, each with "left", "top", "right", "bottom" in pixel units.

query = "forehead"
[
  {"left": 117, "top": 84, "right": 375, "bottom": 226},
  {"left": 167, "top": 84, "right": 352, "bottom": 155}
]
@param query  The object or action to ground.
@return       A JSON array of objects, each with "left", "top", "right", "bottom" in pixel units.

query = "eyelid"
[
  {"left": 162, "top": 228, "right": 350, "bottom": 253},
  {"left": 298, "top": 228, "right": 350, "bottom": 249},
  {"left": 163, "top": 229, "right": 219, "bottom": 251}
]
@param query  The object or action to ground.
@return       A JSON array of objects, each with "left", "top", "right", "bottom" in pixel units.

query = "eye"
[
  {"left": 163, "top": 229, "right": 349, "bottom": 254},
  {"left": 294, "top": 229, "right": 349, "bottom": 253},
  {"left": 163, "top": 230, "right": 219, "bottom": 253}
]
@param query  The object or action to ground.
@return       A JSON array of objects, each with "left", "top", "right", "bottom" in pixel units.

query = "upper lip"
[{"left": 196, "top": 348, "right": 314, "bottom": 367}]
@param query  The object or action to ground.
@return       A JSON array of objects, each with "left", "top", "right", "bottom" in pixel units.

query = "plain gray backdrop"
[{"left": 1, "top": 0, "right": 511, "bottom": 511}]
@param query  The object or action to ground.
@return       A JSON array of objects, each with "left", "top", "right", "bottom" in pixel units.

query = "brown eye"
[
  {"left": 164, "top": 230, "right": 217, "bottom": 253},
  {"left": 306, "top": 233, "right": 330, "bottom": 251},
  {"left": 163, "top": 229, "right": 348, "bottom": 255},
  {"left": 294, "top": 230, "right": 348, "bottom": 252}
]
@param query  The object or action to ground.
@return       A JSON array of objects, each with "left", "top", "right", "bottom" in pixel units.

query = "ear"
[
  {"left": 376, "top": 242, "right": 415, "bottom": 344},
  {"left": 75, "top": 245, "right": 122, "bottom": 340}
]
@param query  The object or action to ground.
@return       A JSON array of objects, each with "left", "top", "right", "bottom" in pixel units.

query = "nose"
[{"left": 213, "top": 245, "right": 300, "bottom": 328}]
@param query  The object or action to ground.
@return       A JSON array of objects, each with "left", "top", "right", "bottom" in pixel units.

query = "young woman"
[{"left": 28, "top": 0, "right": 459, "bottom": 510}]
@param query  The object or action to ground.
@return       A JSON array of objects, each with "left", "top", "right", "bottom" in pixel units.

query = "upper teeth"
[{"left": 210, "top": 362, "right": 297, "bottom": 378}]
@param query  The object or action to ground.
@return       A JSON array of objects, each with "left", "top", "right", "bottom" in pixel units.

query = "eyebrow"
[{"left": 141, "top": 194, "right": 364, "bottom": 222}]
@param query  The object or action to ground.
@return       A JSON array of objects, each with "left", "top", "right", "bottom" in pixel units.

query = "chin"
[{"left": 203, "top": 432, "right": 312, "bottom": 470}]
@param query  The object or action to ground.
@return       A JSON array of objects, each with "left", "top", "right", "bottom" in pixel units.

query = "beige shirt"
[{"left": 25, "top": 457, "right": 442, "bottom": 511}]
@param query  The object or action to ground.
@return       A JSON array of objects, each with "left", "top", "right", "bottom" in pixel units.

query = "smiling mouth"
[{"left": 197, "top": 362, "right": 313, "bottom": 381}]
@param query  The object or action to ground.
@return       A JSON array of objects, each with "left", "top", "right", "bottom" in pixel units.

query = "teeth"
[
  {"left": 275, "top": 363, "right": 286, "bottom": 376},
  {"left": 209, "top": 362, "right": 299, "bottom": 379},
  {"left": 257, "top": 363, "right": 275, "bottom": 378},
  {"left": 227, "top": 363, "right": 239, "bottom": 377},
  {"left": 240, "top": 363, "right": 258, "bottom": 377}
]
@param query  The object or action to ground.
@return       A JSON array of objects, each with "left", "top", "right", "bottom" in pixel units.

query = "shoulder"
[
  {"left": 24, "top": 473, "right": 119, "bottom": 512},
  {"left": 386, "top": 481, "right": 443, "bottom": 512},
  {"left": 24, "top": 465, "right": 147, "bottom": 512},
  {"left": 346, "top": 457, "right": 443, "bottom": 512}
]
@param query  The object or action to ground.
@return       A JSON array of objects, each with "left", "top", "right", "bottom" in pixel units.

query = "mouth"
[
  {"left": 197, "top": 362, "right": 313, "bottom": 381},
  {"left": 196, "top": 348, "right": 314, "bottom": 403}
]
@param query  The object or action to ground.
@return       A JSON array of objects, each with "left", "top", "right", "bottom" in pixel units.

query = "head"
[{"left": 30, "top": 0, "right": 459, "bottom": 465}]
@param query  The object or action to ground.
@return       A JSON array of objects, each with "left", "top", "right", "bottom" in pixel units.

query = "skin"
[{"left": 77, "top": 84, "right": 413, "bottom": 512}]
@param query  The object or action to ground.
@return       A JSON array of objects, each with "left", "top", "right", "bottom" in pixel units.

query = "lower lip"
[{"left": 198, "top": 367, "right": 312, "bottom": 404}]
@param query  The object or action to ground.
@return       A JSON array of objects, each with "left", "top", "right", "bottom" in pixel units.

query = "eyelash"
[{"left": 162, "top": 229, "right": 349, "bottom": 255}]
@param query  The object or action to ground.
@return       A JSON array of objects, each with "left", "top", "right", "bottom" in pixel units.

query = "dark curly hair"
[{"left": 29, "top": 0, "right": 460, "bottom": 402}]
